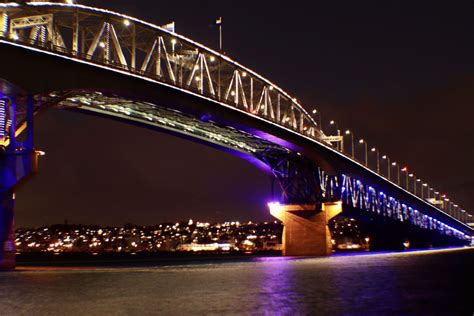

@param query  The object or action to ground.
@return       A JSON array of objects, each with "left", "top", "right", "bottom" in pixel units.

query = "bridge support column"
[
  {"left": 0, "top": 95, "right": 42, "bottom": 270},
  {"left": 0, "top": 192, "right": 15, "bottom": 270},
  {"left": 0, "top": 150, "right": 41, "bottom": 270},
  {"left": 269, "top": 202, "right": 342, "bottom": 256}
]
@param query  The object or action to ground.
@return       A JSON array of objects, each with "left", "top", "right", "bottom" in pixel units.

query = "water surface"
[{"left": 1, "top": 248, "right": 473, "bottom": 315}]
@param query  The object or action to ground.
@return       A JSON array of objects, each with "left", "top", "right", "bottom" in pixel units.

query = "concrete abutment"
[{"left": 269, "top": 202, "right": 342, "bottom": 256}]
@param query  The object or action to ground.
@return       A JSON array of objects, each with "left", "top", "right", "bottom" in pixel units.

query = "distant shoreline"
[
  {"left": 15, "top": 247, "right": 473, "bottom": 269},
  {"left": 16, "top": 251, "right": 282, "bottom": 267}
]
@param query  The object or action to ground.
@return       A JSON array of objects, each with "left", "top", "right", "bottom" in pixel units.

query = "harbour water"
[{"left": 1, "top": 248, "right": 473, "bottom": 315}]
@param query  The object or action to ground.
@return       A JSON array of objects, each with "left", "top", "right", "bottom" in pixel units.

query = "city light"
[{"left": 123, "top": 19, "right": 130, "bottom": 26}]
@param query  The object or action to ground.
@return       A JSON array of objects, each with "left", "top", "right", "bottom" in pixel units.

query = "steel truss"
[
  {"left": 0, "top": 2, "right": 322, "bottom": 142},
  {"left": 338, "top": 175, "right": 470, "bottom": 241}
]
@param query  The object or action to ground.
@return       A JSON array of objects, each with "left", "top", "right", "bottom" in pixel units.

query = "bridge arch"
[{"left": 0, "top": 2, "right": 471, "bottom": 265}]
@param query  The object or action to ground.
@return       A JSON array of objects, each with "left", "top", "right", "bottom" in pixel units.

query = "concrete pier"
[
  {"left": 0, "top": 192, "right": 15, "bottom": 270},
  {"left": 269, "top": 202, "right": 342, "bottom": 256},
  {"left": 0, "top": 150, "right": 41, "bottom": 270}
]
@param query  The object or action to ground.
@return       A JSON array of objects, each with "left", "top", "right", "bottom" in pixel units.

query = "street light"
[
  {"left": 401, "top": 167, "right": 408, "bottom": 190},
  {"left": 422, "top": 183, "right": 428, "bottom": 199},
  {"left": 382, "top": 155, "right": 390, "bottom": 180},
  {"left": 345, "top": 130, "right": 354, "bottom": 159},
  {"left": 429, "top": 187, "right": 434, "bottom": 200},
  {"left": 416, "top": 178, "right": 421, "bottom": 197},
  {"left": 329, "top": 120, "right": 341, "bottom": 151},
  {"left": 392, "top": 161, "right": 400, "bottom": 185},
  {"left": 409, "top": 173, "right": 415, "bottom": 194},
  {"left": 312, "top": 108, "right": 322, "bottom": 130},
  {"left": 359, "top": 139, "right": 368, "bottom": 166},
  {"left": 371, "top": 147, "right": 380, "bottom": 173},
  {"left": 441, "top": 195, "right": 447, "bottom": 212}
]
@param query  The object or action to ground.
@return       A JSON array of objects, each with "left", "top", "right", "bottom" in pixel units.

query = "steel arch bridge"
[{"left": 0, "top": 2, "right": 472, "bottom": 261}]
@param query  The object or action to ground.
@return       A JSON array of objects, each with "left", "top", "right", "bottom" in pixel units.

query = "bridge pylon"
[
  {"left": 0, "top": 95, "right": 42, "bottom": 270},
  {"left": 269, "top": 202, "right": 342, "bottom": 256}
]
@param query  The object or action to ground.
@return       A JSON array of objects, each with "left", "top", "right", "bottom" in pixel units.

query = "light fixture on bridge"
[
  {"left": 416, "top": 179, "right": 421, "bottom": 182},
  {"left": 123, "top": 19, "right": 131, "bottom": 27},
  {"left": 269, "top": 86, "right": 274, "bottom": 91},
  {"left": 242, "top": 71, "right": 247, "bottom": 77},
  {"left": 409, "top": 173, "right": 414, "bottom": 177},
  {"left": 210, "top": 56, "right": 216, "bottom": 62},
  {"left": 382, "top": 155, "right": 387, "bottom": 159},
  {"left": 267, "top": 202, "right": 283, "bottom": 218},
  {"left": 401, "top": 167, "right": 407, "bottom": 172},
  {"left": 391, "top": 162, "right": 397, "bottom": 166},
  {"left": 345, "top": 130, "right": 351, "bottom": 135},
  {"left": 312, "top": 109, "right": 317, "bottom": 114},
  {"left": 371, "top": 147, "right": 376, "bottom": 152},
  {"left": 99, "top": 41, "right": 106, "bottom": 48},
  {"left": 11, "top": 32, "right": 19, "bottom": 41},
  {"left": 359, "top": 139, "right": 364, "bottom": 144},
  {"left": 65, "top": 0, "right": 75, "bottom": 4},
  {"left": 422, "top": 183, "right": 428, "bottom": 187}
]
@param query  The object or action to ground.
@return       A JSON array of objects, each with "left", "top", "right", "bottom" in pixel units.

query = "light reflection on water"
[{"left": 0, "top": 248, "right": 472, "bottom": 315}]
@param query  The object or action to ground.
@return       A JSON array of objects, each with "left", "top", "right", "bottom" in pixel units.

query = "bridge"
[{"left": 0, "top": 1, "right": 472, "bottom": 269}]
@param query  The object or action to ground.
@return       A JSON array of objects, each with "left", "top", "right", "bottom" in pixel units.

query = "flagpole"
[
  {"left": 217, "top": 17, "right": 222, "bottom": 100},
  {"left": 219, "top": 18, "right": 222, "bottom": 51}
]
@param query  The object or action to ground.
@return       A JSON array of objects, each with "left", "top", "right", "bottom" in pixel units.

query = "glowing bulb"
[{"left": 123, "top": 19, "right": 130, "bottom": 26}]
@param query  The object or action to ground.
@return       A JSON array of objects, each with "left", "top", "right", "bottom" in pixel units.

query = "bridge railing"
[{"left": 0, "top": 3, "right": 471, "bottom": 226}]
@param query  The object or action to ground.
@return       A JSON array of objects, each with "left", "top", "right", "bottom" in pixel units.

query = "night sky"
[{"left": 15, "top": 0, "right": 474, "bottom": 227}]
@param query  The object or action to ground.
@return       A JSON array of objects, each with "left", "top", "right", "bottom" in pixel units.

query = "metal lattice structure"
[
  {"left": 0, "top": 2, "right": 323, "bottom": 141},
  {"left": 0, "top": 2, "right": 471, "bottom": 240}
]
